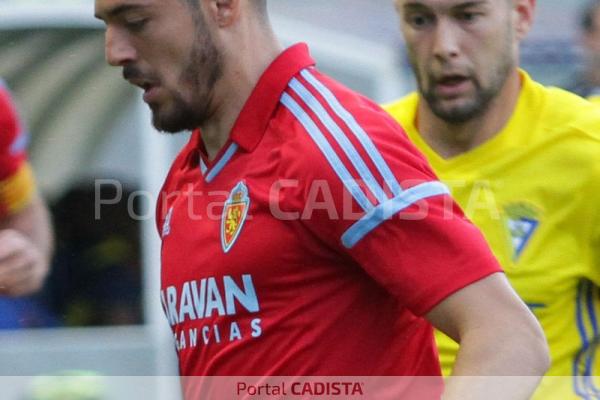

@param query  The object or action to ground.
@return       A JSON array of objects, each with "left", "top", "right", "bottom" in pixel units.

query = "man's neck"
[
  {"left": 201, "top": 27, "right": 283, "bottom": 161},
  {"left": 416, "top": 70, "right": 522, "bottom": 159}
]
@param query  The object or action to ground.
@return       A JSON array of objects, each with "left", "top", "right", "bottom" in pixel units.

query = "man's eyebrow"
[
  {"left": 452, "top": 1, "right": 488, "bottom": 10},
  {"left": 401, "top": 1, "right": 431, "bottom": 10},
  {"left": 402, "top": 0, "right": 487, "bottom": 12},
  {"left": 95, "top": 4, "right": 145, "bottom": 21}
]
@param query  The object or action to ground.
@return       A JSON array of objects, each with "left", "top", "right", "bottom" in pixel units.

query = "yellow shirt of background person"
[{"left": 385, "top": 71, "right": 600, "bottom": 400}]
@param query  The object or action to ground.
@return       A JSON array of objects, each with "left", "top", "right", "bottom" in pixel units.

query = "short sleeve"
[{"left": 281, "top": 74, "right": 502, "bottom": 316}]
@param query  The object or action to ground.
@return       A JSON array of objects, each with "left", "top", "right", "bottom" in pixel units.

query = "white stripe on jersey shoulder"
[
  {"left": 300, "top": 69, "right": 403, "bottom": 197},
  {"left": 281, "top": 68, "right": 408, "bottom": 214},
  {"left": 9, "top": 131, "right": 29, "bottom": 154},
  {"left": 281, "top": 92, "right": 374, "bottom": 212},
  {"left": 288, "top": 77, "right": 388, "bottom": 204},
  {"left": 341, "top": 181, "right": 450, "bottom": 249}
]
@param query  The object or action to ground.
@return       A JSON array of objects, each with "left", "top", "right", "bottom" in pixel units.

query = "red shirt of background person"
[{"left": 0, "top": 80, "right": 53, "bottom": 299}]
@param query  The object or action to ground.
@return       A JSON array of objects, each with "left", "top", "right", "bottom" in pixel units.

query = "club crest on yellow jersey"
[
  {"left": 221, "top": 182, "right": 250, "bottom": 253},
  {"left": 504, "top": 203, "right": 540, "bottom": 260}
]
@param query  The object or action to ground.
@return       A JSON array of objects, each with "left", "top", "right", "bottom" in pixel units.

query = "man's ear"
[
  {"left": 204, "top": 0, "right": 240, "bottom": 28},
  {"left": 514, "top": 0, "right": 536, "bottom": 41}
]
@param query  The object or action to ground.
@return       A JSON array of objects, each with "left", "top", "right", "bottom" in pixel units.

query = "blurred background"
[{"left": 0, "top": 0, "right": 593, "bottom": 398}]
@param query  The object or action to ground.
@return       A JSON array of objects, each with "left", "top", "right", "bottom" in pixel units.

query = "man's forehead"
[
  {"left": 397, "top": 0, "right": 491, "bottom": 10},
  {"left": 94, "top": 0, "right": 159, "bottom": 20}
]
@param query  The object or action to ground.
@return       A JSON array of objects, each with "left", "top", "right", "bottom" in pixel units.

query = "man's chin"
[
  {"left": 152, "top": 114, "right": 190, "bottom": 134},
  {"left": 431, "top": 100, "right": 481, "bottom": 124},
  {"left": 148, "top": 99, "right": 204, "bottom": 133}
]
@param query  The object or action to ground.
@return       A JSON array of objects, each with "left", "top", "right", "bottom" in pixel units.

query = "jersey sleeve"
[
  {"left": 0, "top": 81, "right": 34, "bottom": 217},
  {"left": 280, "top": 70, "right": 502, "bottom": 316}
]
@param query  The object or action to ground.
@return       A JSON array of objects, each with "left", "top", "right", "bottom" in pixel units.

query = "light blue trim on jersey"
[
  {"left": 281, "top": 92, "right": 374, "bottom": 212},
  {"left": 288, "top": 78, "right": 388, "bottom": 204},
  {"left": 199, "top": 158, "right": 208, "bottom": 175},
  {"left": 205, "top": 143, "right": 238, "bottom": 183},
  {"left": 341, "top": 181, "right": 450, "bottom": 249},
  {"left": 9, "top": 131, "right": 29, "bottom": 154},
  {"left": 574, "top": 281, "right": 590, "bottom": 399},
  {"left": 573, "top": 280, "right": 600, "bottom": 399},
  {"left": 300, "top": 69, "right": 402, "bottom": 196}
]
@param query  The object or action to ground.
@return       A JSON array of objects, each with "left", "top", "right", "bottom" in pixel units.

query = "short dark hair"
[{"left": 582, "top": 0, "right": 600, "bottom": 33}]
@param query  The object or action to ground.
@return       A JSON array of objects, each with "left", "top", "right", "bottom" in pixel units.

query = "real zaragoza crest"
[{"left": 221, "top": 182, "right": 250, "bottom": 253}]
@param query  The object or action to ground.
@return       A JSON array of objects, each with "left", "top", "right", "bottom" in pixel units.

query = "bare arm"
[
  {"left": 426, "top": 272, "right": 550, "bottom": 400},
  {"left": 0, "top": 193, "right": 54, "bottom": 297}
]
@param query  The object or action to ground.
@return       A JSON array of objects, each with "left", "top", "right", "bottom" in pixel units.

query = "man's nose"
[
  {"left": 432, "top": 19, "right": 461, "bottom": 62},
  {"left": 105, "top": 27, "right": 136, "bottom": 67}
]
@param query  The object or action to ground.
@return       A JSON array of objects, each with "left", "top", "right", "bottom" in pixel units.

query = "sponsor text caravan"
[{"left": 160, "top": 274, "right": 261, "bottom": 350}]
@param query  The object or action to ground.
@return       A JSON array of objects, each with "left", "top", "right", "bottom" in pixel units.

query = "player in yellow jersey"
[{"left": 385, "top": 0, "right": 600, "bottom": 399}]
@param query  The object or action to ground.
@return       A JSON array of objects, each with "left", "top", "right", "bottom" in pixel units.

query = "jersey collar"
[
  {"left": 228, "top": 43, "right": 316, "bottom": 153},
  {"left": 191, "top": 43, "right": 316, "bottom": 156},
  {"left": 187, "top": 44, "right": 315, "bottom": 170},
  {"left": 401, "top": 69, "right": 540, "bottom": 172}
]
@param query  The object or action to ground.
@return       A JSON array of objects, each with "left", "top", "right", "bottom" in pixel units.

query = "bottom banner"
[{"left": 0, "top": 375, "right": 591, "bottom": 400}]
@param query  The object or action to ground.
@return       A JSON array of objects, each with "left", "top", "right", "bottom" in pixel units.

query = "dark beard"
[
  {"left": 150, "top": 93, "right": 201, "bottom": 134},
  {"left": 153, "top": 17, "right": 224, "bottom": 133},
  {"left": 421, "top": 75, "right": 502, "bottom": 124},
  {"left": 410, "top": 33, "right": 514, "bottom": 124}
]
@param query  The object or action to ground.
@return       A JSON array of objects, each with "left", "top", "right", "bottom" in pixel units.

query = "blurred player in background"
[
  {"left": 569, "top": 0, "right": 600, "bottom": 102},
  {"left": 0, "top": 80, "right": 54, "bottom": 328},
  {"left": 386, "top": 0, "right": 600, "bottom": 398},
  {"left": 95, "top": 0, "right": 548, "bottom": 398}
]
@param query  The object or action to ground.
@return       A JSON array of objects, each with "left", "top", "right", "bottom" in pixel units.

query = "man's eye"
[
  {"left": 407, "top": 14, "right": 433, "bottom": 29},
  {"left": 458, "top": 12, "right": 481, "bottom": 22},
  {"left": 125, "top": 19, "right": 148, "bottom": 31}
]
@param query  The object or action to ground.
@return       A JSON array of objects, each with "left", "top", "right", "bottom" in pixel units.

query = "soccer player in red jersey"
[
  {"left": 0, "top": 81, "right": 53, "bottom": 298},
  {"left": 95, "top": 0, "right": 549, "bottom": 398},
  {"left": 0, "top": 80, "right": 54, "bottom": 317}
]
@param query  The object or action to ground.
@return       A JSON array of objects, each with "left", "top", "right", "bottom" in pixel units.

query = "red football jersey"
[
  {"left": 157, "top": 44, "right": 501, "bottom": 384},
  {"left": 0, "top": 81, "right": 27, "bottom": 176}
]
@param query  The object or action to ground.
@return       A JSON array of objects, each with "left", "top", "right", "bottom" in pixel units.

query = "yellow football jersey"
[
  {"left": 590, "top": 95, "right": 600, "bottom": 104},
  {"left": 385, "top": 71, "right": 600, "bottom": 400}
]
